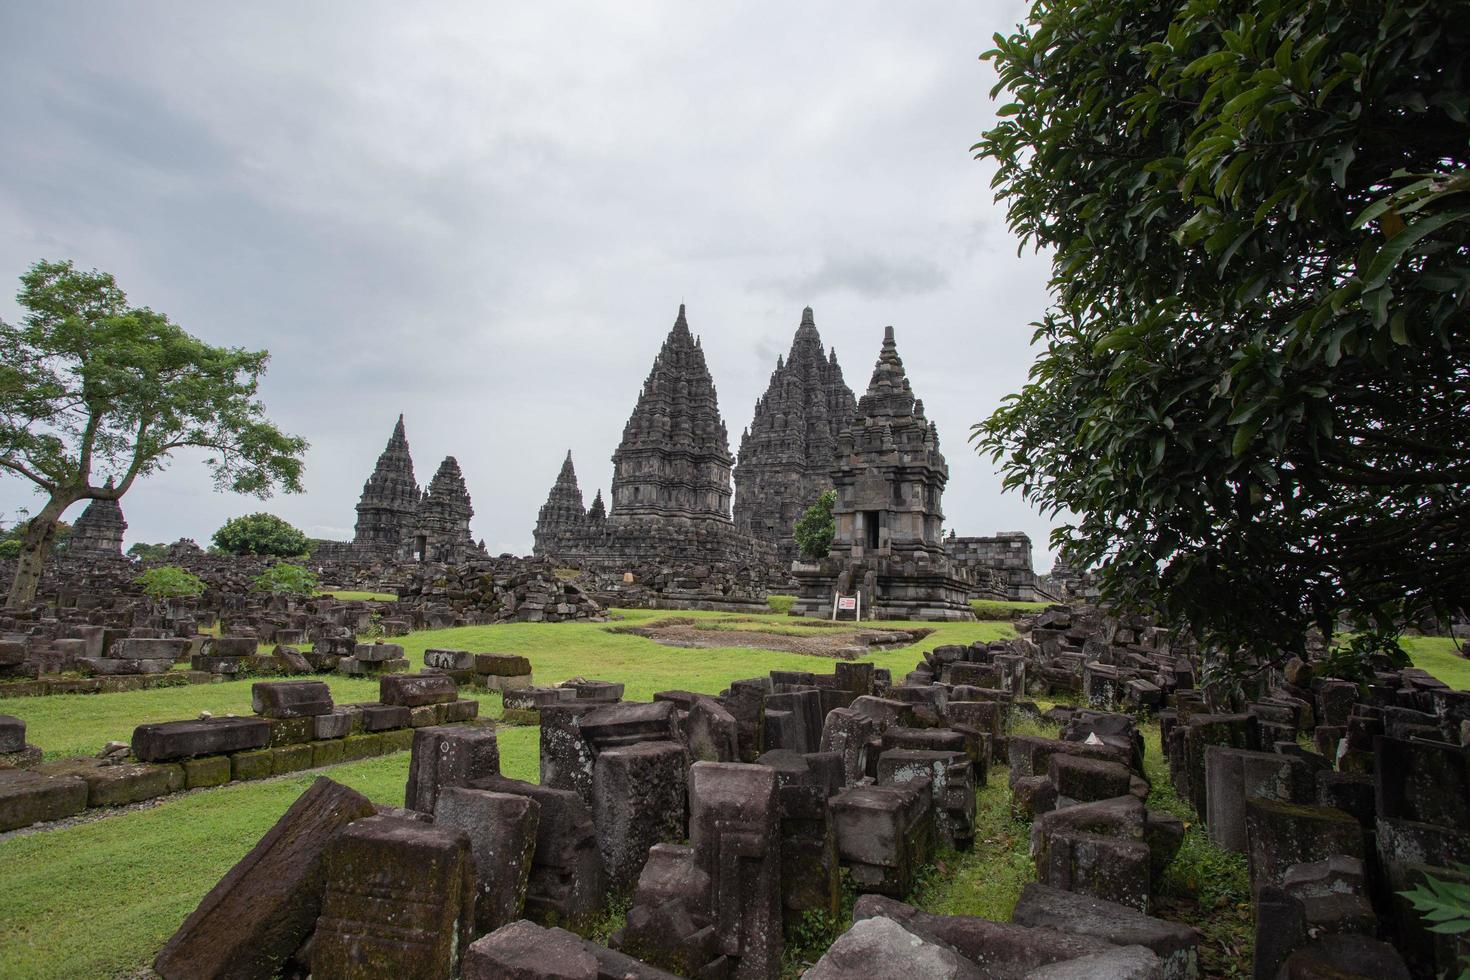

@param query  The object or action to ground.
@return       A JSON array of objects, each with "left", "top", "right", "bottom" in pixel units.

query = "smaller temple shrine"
[
  {"left": 315, "top": 415, "right": 484, "bottom": 564},
  {"left": 67, "top": 483, "right": 127, "bottom": 558},
  {"left": 792, "top": 326, "right": 975, "bottom": 621}
]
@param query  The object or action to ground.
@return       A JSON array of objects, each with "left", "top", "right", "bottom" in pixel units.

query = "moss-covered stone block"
[
  {"left": 232, "top": 749, "right": 274, "bottom": 781},
  {"left": 340, "top": 733, "right": 383, "bottom": 762},
  {"left": 272, "top": 743, "right": 314, "bottom": 775},
  {"left": 84, "top": 762, "right": 184, "bottom": 807},
  {"left": 311, "top": 739, "right": 345, "bottom": 768},
  {"left": 183, "top": 755, "right": 232, "bottom": 790},
  {"left": 380, "top": 728, "right": 415, "bottom": 754}
]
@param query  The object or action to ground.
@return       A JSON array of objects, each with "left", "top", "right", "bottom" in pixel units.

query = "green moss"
[
  {"left": 229, "top": 749, "right": 272, "bottom": 782},
  {"left": 181, "top": 756, "right": 231, "bottom": 790},
  {"left": 270, "top": 744, "right": 313, "bottom": 775}
]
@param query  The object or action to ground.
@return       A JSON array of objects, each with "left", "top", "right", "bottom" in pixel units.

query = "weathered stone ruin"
[
  {"left": 314, "top": 414, "right": 486, "bottom": 564},
  {"left": 733, "top": 307, "right": 858, "bottom": 562},
  {"left": 154, "top": 603, "right": 1468, "bottom": 978},
  {"left": 793, "top": 326, "right": 976, "bottom": 621},
  {"left": 534, "top": 305, "right": 778, "bottom": 570},
  {"left": 65, "top": 484, "right": 127, "bottom": 558},
  {"left": 945, "top": 531, "right": 1060, "bottom": 603}
]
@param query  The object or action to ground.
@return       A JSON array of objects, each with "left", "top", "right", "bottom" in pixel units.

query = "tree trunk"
[{"left": 5, "top": 495, "right": 72, "bottom": 609}]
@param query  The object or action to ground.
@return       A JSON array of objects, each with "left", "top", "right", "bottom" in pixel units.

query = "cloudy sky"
[{"left": 0, "top": 2, "right": 1064, "bottom": 566}]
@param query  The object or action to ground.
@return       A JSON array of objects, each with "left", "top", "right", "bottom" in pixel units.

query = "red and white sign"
[{"left": 836, "top": 596, "right": 857, "bottom": 611}]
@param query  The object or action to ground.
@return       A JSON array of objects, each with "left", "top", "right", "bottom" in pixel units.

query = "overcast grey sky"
[{"left": 0, "top": 2, "right": 1065, "bottom": 564}]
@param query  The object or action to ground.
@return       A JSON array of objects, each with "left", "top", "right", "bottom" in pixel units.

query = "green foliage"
[
  {"left": 135, "top": 565, "right": 205, "bottom": 600},
  {"left": 249, "top": 562, "right": 319, "bottom": 597},
  {"left": 793, "top": 490, "right": 836, "bottom": 561},
  {"left": 781, "top": 871, "right": 857, "bottom": 976},
  {"left": 0, "top": 259, "right": 308, "bottom": 606},
  {"left": 1400, "top": 864, "right": 1470, "bottom": 976},
  {"left": 125, "top": 541, "right": 169, "bottom": 563},
  {"left": 212, "top": 512, "right": 309, "bottom": 557},
  {"left": 0, "top": 540, "right": 18, "bottom": 559},
  {"left": 973, "top": 0, "right": 1470, "bottom": 670},
  {"left": 767, "top": 593, "right": 796, "bottom": 614}
]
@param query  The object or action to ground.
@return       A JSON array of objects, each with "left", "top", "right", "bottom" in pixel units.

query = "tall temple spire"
[
  {"left": 858, "top": 325, "right": 915, "bottom": 418},
  {"left": 609, "top": 305, "right": 734, "bottom": 522},
  {"left": 417, "top": 456, "right": 476, "bottom": 562},
  {"left": 353, "top": 414, "right": 421, "bottom": 555},
  {"left": 732, "top": 306, "right": 857, "bottom": 560}
]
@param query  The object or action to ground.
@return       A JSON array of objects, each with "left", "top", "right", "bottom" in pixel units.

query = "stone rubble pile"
[{"left": 395, "top": 558, "right": 607, "bottom": 625}]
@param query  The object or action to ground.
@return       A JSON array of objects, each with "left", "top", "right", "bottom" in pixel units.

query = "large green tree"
[
  {"left": 0, "top": 260, "right": 307, "bottom": 607},
  {"left": 974, "top": 1, "right": 1469, "bottom": 664}
]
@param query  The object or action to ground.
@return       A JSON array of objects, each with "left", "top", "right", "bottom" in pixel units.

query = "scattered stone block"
[
  {"left": 469, "top": 775, "right": 606, "bottom": 931},
  {"left": 251, "top": 680, "right": 333, "bottom": 718},
  {"left": 131, "top": 717, "right": 270, "bottom": 762},
  {"left": 806, "top": 915, "right": 985, "bottom": 979},
  {"left": 405, "top": 725, "right": 501, "bottom": 814},
  {"left": 154, "top": 777, "right": 375, "bottom": 980},
  {"left": 463, "top": 919, "right": 598, "bottom": 980},
  {"left": 182, "top": 755, "right": 232, "bottom": 790},
  {"left": 1012, "top": 883, "right": 1199, "bottom": 980},
  {"left": 1244, "top": 798, "right": 1365, "bottom": 894},
  {"left": 311, "top": 815, "right": 476, "bottom": 980},
  {"left": 593, "top": 741, "right": 687, "bottom": 894},
  {"left": 381, "top": 672, "right": 458, "bottom": 707},
  {"left": 0, "top": 769, "right": 88, "bottom": 832},
  {"left": 853, "top": 895, "right": 1115, "bottom": 975},
  {"left": 1023, "top": 945, "right": 1162, "bottom": 980},
  {"left": 435, "top": 788, "right": 540, "bottom": 939},
  {"left": 232, "top": 749, "right": 274, "bottom": 781}
]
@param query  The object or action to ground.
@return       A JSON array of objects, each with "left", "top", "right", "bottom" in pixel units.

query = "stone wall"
[{"left": 945, "top": 532, "right": 1060, "bottom": 602}]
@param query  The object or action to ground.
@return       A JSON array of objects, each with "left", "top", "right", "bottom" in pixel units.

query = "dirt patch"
[{"left": 606, "top": 617, "right": 932, "bottom": 659}]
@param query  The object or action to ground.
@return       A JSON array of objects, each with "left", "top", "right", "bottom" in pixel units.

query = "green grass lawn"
[
  {"left": 0, "top": 609, "right": 1009, "bottom": 979},
  {"left": 1403, "top": 634, "right": 1470, "bottom": 689}
]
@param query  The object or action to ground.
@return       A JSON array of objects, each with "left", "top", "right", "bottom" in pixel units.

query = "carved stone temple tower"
[
  {"left": 609, "top": 304, "right": 733, "bottom": 522},
  {"left": 415, "top": 456, "right": 477, "bottom": 564},
  {"left": 532, "top": 305, "right": 774, "bottom": 564},
  {"left": 326, "top": 415, "right": 483, "bottom": 563},
  {"left": 68, "top": 482, "right": 127, "bottom": 557},
  {"left": 532, "top": 451, "right": 588, "bottom": 554},
  {"left": 352, "top": 415, "right": 421, "bottom": 558},
  {"left": 792, "top": 326, "right": 975, "bottom": 621},
  {"left": 733, "top": 307, "right": 857, "bottom": 561}
]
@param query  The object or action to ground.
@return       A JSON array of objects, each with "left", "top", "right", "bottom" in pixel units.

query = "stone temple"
[
  {"left": 317, "top": 415, "right": 485, "bottom": 564},
  {"left": 67, "top": 483, "right": 127, "bottom": 558},
  {"left": 533, "top": 305, "right": 775, "bottom": 564},
  {"left": 733, "top": 307, "right": 857, "bottom": 562},
  {"left": 792, "top": 326, "right": 975, "bottom": 620}
]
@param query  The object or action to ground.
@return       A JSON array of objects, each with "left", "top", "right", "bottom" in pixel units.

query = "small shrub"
[
  {"left": 793, "top": 491, "right": 835, "bottom": 560},
  {"left": 0, "top": 539, "right": 19, "bottom": 559},
  {"left": 211, "top": 512, "right": 309, "bottom": 557},
  {"left": 136, "top": 566, "right": 206, "bottom": 600},
  {"left": 767, "top": 594, "right": 796, "bottom": 615},
  {"left": 250, "top": 563, "right": 319, "bottom": 597}
]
